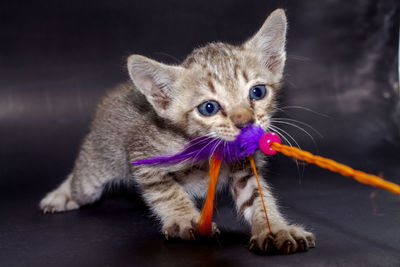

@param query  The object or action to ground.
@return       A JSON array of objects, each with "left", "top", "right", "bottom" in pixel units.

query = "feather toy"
[{"left": 132, "top": 125, "right": 400, "bottom": 236}]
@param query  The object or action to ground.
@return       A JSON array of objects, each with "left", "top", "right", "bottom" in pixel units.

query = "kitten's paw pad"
[
  {"left": 249, "top": 225, "right": 315, "bottom": 254},
  {"left": 162, "top": 215, "right": 219, "bottom": 241},
  {"left": 39, "top": 191, "right": 79, "bottom": 213}
]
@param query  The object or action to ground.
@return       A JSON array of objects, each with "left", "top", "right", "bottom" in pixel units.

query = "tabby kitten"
[{"left": 40, "top": 9, "right": 315, "bottom": 254}]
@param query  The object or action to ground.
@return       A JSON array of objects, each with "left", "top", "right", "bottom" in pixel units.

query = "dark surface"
[{"left": 1, "top": 1, "right": 400, "bottom": 266}]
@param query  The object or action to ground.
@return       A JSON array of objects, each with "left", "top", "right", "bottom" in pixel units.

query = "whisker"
[
  {"left": 270, "top": 120, "right": 319, "bottom": 150},
  {"left": 277, "top": 106, "right": 331, "bottom": 118},
  {"left": 210, "top": 139, "right": 223, "bottom": 157},
  {"left": 268, "top": 125, "right": 291, "bottom": 147},
  {"left": 283, "top": 78, "right": 299, "bottom": 90},
  {"left": 182, "top": 137, "right": 215, "bottom": 152},
  {"left": 286, "top": 54, "right": 312, "bottom": 62},
  {"left": 269, "top": 125, "right": 301, "bottom": 150},
  {"left": 271, "top": 117, "right": 323, "bottom": 138},
  {"left": 189, "top": 137, "right": 221, "bottom": 167},
  {"left": 202, "top": 139, "right": 223, "bottom": 168},
  {"left": 223, "top": 140, "right": 229, "bottom": 162},
  {"left": 269, "top": 124, "right": 305, "bottom": 180}
]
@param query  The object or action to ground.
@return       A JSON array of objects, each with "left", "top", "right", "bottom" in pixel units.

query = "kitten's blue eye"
[
  {"left": 197, "top": 101, "right": 220, "bottom": 116},
  {"left": 249, "top": 85, "right": 267, "bottom": 100}
]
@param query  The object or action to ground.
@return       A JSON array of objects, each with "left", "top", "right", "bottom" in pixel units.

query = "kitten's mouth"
[
  {"left": 132, "top": 125, "right": 264, "bottom": 165},
  {"left": 218, "top": 131, "right": 241, "bottom": 142},
  {"left": 219, "top": 124, "right": 260, "bottom": 142},
  {"left": 215, "top": 121, "right": 267, "bottom": 142}
]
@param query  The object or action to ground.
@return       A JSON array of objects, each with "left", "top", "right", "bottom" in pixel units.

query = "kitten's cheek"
[{"left": 255, "top": 120, "right": 268, "bottom": 133}]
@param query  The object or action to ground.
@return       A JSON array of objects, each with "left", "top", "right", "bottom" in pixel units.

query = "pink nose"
[
  {"left": 234, "top": 119, "right": 255, "bottom": 129},
  {"left": 230, "top": 107, "right": 254, "bottom": 129}
]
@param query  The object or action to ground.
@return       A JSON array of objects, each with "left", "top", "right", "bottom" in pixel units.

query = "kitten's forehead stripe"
[
  {"left": 234, "top": 64, "right": 239, "bottom": 79},
  {"left": 242, "top": 70, "right": 249, "bottom": 83},
  {"left": 207, "top": 80, "right": 216, "bottom": 93},
  {"left": 183, "top": 42, "right": 274, "bottom": 98}
]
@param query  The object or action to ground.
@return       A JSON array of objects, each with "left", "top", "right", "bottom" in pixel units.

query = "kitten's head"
[{"left": 128, "top": 9, "right": 287, "bottom": 141}]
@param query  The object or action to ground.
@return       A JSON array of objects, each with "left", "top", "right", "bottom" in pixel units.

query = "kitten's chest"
[{"left": 171, "top": 161, "right": 231, "bottom": 197}]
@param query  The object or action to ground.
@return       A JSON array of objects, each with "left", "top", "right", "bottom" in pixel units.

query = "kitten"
[{"left": 39, "top": 9, "right": 315, "bottom": 254}]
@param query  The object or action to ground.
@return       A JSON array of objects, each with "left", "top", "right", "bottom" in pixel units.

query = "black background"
[{"left": 1, "top": 1, "right": 400, "bottom": 266}]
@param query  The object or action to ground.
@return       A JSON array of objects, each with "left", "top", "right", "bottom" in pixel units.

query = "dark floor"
[
  {"left": 1, "top": 0, "right": 400, "bottom": 266},
  {"left": 2, "top": 164, "right": 400, "bottom": 267}
]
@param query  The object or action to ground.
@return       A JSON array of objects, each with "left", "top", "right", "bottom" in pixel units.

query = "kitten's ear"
[
  {"left": 127, "top": 55, "right": 183, "bottom": 116},
  {"left": 244, "top": 9, "right": 287, "bottom": 75}
]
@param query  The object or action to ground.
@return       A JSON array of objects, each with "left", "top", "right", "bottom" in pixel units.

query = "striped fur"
[{"left": 39, "top": 9, "right": 315, "bottom": 253}]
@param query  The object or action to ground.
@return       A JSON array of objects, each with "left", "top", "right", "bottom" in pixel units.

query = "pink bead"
[{"left": 259, "top": 132, "right": 282, "bottom": 156}]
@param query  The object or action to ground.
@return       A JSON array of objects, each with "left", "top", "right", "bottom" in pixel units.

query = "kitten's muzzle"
[{"left": 230, "top": 107, "right": 254, "bottom": 129}]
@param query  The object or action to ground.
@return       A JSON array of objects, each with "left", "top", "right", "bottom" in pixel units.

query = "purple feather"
[{"left": 131, "top": 125, "right": 264, "bottom": 165}]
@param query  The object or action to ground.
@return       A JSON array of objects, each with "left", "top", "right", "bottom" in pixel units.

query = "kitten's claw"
[
  {"left": 212, "top": 223, "right": 221, "bottom": 236},
  {"left": 249, "top": 225, "right": 315, "bottom": 254},
  {"left": 297, "top": 239, "right": 308, "bottom": 252},
  {"left": 189, "top": 229, "right": 196, "bottom": 240},
  {"left": 282, "top": 240, "right": 293, "bottom": 254},
  {"left": 43, "top": 207, "right": 50, "bottom": 214},
  {"left": 307, "top": 236, "right": 316, "bottom": 248},
  {"left": 164, "top": 230, "right": 169, "bottom": 240},
  {"left": 248, "top": 239, "right": 256, "bottom": 251},
  {"left": 249, "top": 231, "right": 273, "bottom": 254}
]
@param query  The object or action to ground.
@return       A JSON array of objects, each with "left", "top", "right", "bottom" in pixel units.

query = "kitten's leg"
[
  {"left": 136, "top": 169, "right": 217, "bottom": 240},
  {"left": 231, "top": 166, "right": 315, "bottom": 254},
  {"left": 39, "top": 168, "right": 112, "bottom": 213},
  {"left": 39, "top": 145, "right": 117, "bottom": 213}
]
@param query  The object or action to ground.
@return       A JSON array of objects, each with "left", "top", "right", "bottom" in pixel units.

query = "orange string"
[
  {"left": 197, "top": 141, "right": 400, "bottom": 237},
  {"left": 196, "top": 154, "right": 222, "bottom": 235},
  {"left": 249, "top": 156, "right": 272, "bottom": 234},
  {"left": 271, "top": 142, "right": 400, "bottom": 194}
]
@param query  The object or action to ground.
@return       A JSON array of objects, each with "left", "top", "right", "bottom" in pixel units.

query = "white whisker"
[
  {"left": 277, "top": 105, "right": 331, "bottom": 118},
  {"left": 188, "top": 137, "right": 220, "bottom": 168},
  {"left": 268, "top": 124, "right": 305, "bottom": 181},
  {"left": 271, "top": 117, "right": 323, "bottom": 138},
  {"left": 268, "top": 125, "right": 300, "bottom": 150},
  {"left": 270, "top": 120, "right": 319, "bottom": 150}
]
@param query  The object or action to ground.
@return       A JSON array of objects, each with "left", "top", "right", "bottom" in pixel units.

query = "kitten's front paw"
[
  {"left": 249, "top": 225, "right": 315, "bottom": 254},
  {"left": 162, "top": 215, "right": 219, "bottom": 241}
]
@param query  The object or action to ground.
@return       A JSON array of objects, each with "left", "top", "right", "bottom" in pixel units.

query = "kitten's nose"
[{"left": 230, "top": 107, "right": 254, "bottom": 129}]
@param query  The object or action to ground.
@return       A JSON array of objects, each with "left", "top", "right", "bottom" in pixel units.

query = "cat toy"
[{"left": 132, "top": 125, "right": 400, "bottom": 236}]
